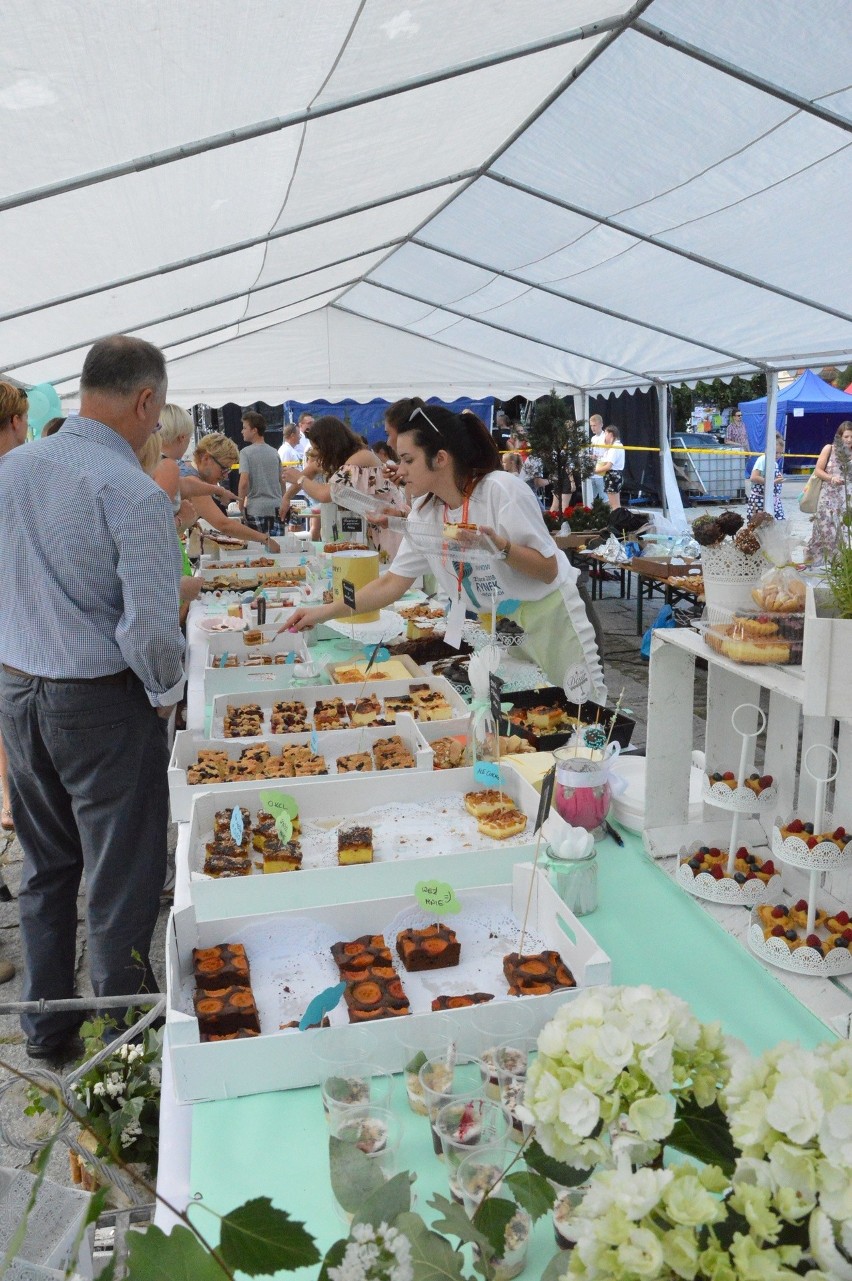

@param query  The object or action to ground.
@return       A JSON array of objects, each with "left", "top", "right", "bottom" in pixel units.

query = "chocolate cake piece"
[
  {"left": 203, "top": 1028, "right": 261, "bottom": 1042},
  {"left": 337, "top": 825, "right": 373, "bottom": 866},
  {"left": 259, "top": 838, "right": 303, "bottom": 873},
  {"left": 213, "top": 807, "right": 251, "bottom": 839},
  {"left": 343, "top": 973, "right": 411, "bottom": 1022},
  {"left": 331, "top": 935, "right": 395, "bottom": 980},
  {"left": 396, "top": 923, "right": 461, "bottom": 972},
  {"left": 193, "top": 943, "right": 251, "bottom": 990},
  {"left": 202, "top": 851, "right": 253, "bottom": 878},
  {"left": 194, "top": 985, "right": 260, "bottom": 1037},
  {"left": 431, "top": 992, "right": 494, "bottom": 1011},
  {"left": 503, "top": 950, "right": 576, "bottom": 996}
]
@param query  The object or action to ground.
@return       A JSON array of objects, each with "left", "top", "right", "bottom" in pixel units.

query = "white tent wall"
[{"left": 1, "top": 0, "right": 851, "bottom": 406}]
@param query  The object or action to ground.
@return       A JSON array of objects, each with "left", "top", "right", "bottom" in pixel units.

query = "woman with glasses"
[
  {"left": 181, "top": 432, "right": 281, "bottom": 550},
  {"left": 283, "top": 406, "right": 604, "bottom": 697}
]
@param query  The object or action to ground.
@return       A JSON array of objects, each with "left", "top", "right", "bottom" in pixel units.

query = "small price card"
[
  {"left": 364, "top": 641, "right": 389, "bottom": 672},
  {"left": 298, "top": 982, "right": 346, "bottom": 1031},
  {"left": 275, "top": 812, "right": 293, "bottom": 843},
  {"left": 229, "top": 807, "right": 244, "bottom": 845},
  {"left": 473, "top": 760, "right": 504, "bottom": 788},
  {"left": 535, "top": 765, "right": 557, "bottom": 833},
  {"left": 564, "top": 663, "right": 593, "bottom": 704},
  {"left": 342, "top": 579, "right": 357, "bottom": 610},
  {"left": 310, "top": 728, "right": 320, "bottom": 754},
  {"left": 415, "top": 880, "right": 461, "bottom": 915},
  {"left": 259, "top": 790, "right": 299, "bottom": 820}
]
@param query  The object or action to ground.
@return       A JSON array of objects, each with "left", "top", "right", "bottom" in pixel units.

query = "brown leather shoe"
[{"left": 0, "top": 959, "right": 15, "bottom": 984}]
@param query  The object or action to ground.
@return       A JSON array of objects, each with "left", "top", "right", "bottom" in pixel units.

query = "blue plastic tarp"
[
  {"left": 283, "top": 397, "right": 494, "bottom": 445},
  {"left": 739, "top": 371, "right": 852, "bottom": 475}
]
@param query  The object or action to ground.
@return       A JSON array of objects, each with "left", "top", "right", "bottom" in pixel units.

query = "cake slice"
[
  {"left": 464, "top": 789, "right": 512, "bottom": 818},
  {"left": 260, "top": 838, "right": 303, "bottom": 873},
  {"left": 431, "top": 992, "right": 494, "bottom": 1011},
  {"left": 396, "top": 924, "right": 461, "bottom": 972},
  {"left": 431, "top": 737, "right": 466, "bottom": 769},
  {"left": 337, "top": 751, "right": 373, "bottom": 773},
  {"left": 477, "top": 807, "right": 528, "bottom": 840},
  {"left": 348, "top": 694, "right": 383, "bottom": 726},
  {"left": 193, "top": 943, "right": 251, "bottom": 990},
  {"left": 337, "top": 825, "right": 373, "bottom": 865},
  {"left": 194, "top": 985, "right": 260, "bottom": 1037},
  {"left": 503, "top": 950, "right": 575, "bottom": 996}
]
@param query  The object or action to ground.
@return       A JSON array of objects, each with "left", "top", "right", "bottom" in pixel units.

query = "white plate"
[
  {"left": 197, "top": 616, "right": 248, "bottom": 633},
  {"left": 322, "top": 609, "right": 406, "bottom": 643},
  {"left": 610, "top": 756, "right": 705, "bottom": 832}
]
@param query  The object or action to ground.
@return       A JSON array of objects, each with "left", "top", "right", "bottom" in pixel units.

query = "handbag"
[{"left": 798, "top": 471, "right": 822, "bottom": 514}]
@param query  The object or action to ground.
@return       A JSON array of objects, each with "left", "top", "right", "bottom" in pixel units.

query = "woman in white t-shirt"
[
  {"left": 595, "top": 426, "right": 626, "bottom": 510},
  {"left": 283, "top": 405, "right": 604, "bottom": 696}
]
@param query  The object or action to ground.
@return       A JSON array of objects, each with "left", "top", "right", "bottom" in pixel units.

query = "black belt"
[{"left": 2, "top": 664, "right": 132, "bottom": 686}]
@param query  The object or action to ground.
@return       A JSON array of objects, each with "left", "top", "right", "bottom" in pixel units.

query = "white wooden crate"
[
  {"left": 165, "top": 862, "right": 612, "bottom": 1103},
  {"left": 168, "top": 713, "right": 433, "bottom": 822},
  {"left": 203, "top": 631, "right": 313, "bottom": 700}
]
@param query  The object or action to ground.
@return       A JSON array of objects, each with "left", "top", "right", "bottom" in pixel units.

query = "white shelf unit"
[{"left": 644, "top": 627, "right": 852, "bottom": 1036}]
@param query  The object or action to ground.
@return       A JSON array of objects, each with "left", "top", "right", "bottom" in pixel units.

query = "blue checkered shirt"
[{"left": 0, "top": 417, "right": 185, "bottom": 706}]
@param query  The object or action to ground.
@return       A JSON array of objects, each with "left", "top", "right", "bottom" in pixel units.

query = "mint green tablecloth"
[{"left": 188, "top": 829, "right": 832, "bottom": 1278}]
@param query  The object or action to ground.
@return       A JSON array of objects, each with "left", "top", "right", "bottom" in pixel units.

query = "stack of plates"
[{"left": 610, "top": 754, "right": 706, "bottom": 833}]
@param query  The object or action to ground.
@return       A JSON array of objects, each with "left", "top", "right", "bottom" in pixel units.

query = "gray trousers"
[{"left": 0, "top": 669, "right": 168, "bottom": 1045}]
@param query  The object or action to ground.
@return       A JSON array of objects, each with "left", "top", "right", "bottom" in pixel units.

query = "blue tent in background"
[
  {"left": 739, "top": 371, "right": 852, "bottom": 475},
  {"left": 283, "top": 396, "right": 494, "bottom": 445}
]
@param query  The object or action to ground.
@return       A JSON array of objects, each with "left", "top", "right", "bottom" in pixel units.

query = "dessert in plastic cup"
[
  {"left": 328, "top": 1105, "right": 402, "bottom": 1222},
  {"left": 418, "top": 1055, "right": 484, "bottom": 1156},
  {"left": 435, "top": 1098, "right": 511, "bottom": 1201},
  {"left": 456, "top": 1142, "right": 532, "bottom": 1281},
  {"left": 394, "top": 1015, "right": 452, "bottom": 1115},
  {"left": 319, "top": 1060, "right": 393, "bottom": 1123}
]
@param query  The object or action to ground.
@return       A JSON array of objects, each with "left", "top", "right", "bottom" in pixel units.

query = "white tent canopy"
[{"left": 2, "top": 0, "right": 851, "bottom": 406}]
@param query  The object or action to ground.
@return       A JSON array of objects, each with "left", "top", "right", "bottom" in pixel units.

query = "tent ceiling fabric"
[{"left": 2, "top": 0, "right": 850, "bottom": 405}]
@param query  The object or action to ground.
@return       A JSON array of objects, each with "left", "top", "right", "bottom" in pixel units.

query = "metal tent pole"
[{"left": 763, "top": 371, "right": 780, "bottom": 516}]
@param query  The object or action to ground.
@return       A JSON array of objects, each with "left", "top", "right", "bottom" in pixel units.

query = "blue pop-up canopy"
[
  {"left": 739, "top": 371, "right": 852, "bottom": 474},
  {"left": 284, "top": 397, "right": 494, "bottom": 446}
]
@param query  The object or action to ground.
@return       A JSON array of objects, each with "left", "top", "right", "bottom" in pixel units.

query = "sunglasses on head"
[{"left": 408, "top": 405, "right": 443, "bottom": 437}]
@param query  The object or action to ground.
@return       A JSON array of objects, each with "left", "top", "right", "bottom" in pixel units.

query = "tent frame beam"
[
  {"left": 0, "top": 18, "right": 626, "bottom": 215},
  {"left": 0, "top": 173, "right": 474, "bottom": 327},
  {"left": 0, "top": 241, "right": 404, "bottom": 377},
  {"left": 487, "top": 174, "right": 852, "bottom": 327},
  {"left": 358, "top": 279, "right": 651, "bottom": 382},
  {"left": 632, "top": 20, "right": 852, "bottom": 135},
  {"left": 409, "top": 235, "right": 767, "bottom": 371}
]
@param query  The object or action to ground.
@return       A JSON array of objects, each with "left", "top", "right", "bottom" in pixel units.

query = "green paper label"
[
  {"left": 259, "top": 790, "right": 299, "bottom": 820},
  {"left": 415, "top": 880, "right": 461, "bottom": 915},
  {"left": 275, "top": 812, "right": 293, "bottom": 843}
]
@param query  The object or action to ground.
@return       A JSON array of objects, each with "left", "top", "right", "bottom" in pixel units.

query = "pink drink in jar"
[{"left": 553, "top": 751, "right": 617, "bottom": 834}]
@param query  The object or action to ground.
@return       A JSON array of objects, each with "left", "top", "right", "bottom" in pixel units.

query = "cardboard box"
[
  {"left": 629, "top": 556, "right": 701, "bottom": 579},
  {"left": 210, "top": 676, "right": 470, "bottom": 739},
  {"left": 166, "top": 862, "right": 612, "bottom": 1102},
  {"left": 169, "top": 713, "right": 433, "bottom": 822},
  {"left": 177, "top": 760, "right": 543, "bottom": 915},
  {"left": 552, "top": 530, "right": 606, "bottom": 551}
]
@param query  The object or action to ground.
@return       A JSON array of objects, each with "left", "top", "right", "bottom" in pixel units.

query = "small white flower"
[
  {"left": 765, "top": 1075, "right": 824, "bottom": 1146},
  {"left": 557, "top": 1082, "right": 601, "bottom": 1138}
]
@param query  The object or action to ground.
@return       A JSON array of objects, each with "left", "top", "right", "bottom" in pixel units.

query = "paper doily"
[
  {"left": 747, "top": 920, "right": 852, "bottom": 977},
  {"left": 702, "top": 777, "right": 779, "bottom": 812},
  {"left": 771, "top": 815, "right": 852, "bottom": 871},
  {"left": 323, "top": 610, "right": 406, "bottom": 643}
]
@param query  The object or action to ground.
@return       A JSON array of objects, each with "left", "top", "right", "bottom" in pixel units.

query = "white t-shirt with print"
[{"left": 390, "top": 471, "right": 572, "bottom": 608}]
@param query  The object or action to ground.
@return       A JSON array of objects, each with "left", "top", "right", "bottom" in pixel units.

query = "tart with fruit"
[
  {"left": 682, "top": 844, "right": 777, "bottom": 886},
  {"left": 706, "top": 770, "right": 774, "bottom": 796},
  {"left": 776, "top": 818, "right": 851, "bottom": 853}
]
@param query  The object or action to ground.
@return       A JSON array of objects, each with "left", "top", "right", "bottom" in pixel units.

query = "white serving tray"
[
  {"left": 168, "top": 713, "right": 433, "bottom": 822},
  {"left": 166, "top": 862, "right": 612, "bottom": 1103},
  {"left": 210, "top": 675, "right": 470, "bottom": 738},
  {"left": 203, "top": 631, "right": 313, "bottom": 700},
  {"left": 177, "top": 761, "right": 544, "bottom": 915}
]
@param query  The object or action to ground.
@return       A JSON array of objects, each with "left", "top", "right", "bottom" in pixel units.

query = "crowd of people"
[{"left": 1, "top": 337, "right": 849, "bottom": 1062}]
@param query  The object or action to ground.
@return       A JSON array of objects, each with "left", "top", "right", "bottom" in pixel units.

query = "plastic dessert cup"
[
  {"left": 394, "top": 1014, "right": 452, "bottom": 1116},
  {"left": 329, "top": 1105, "right": 402, "bottom": 1222},
  {"left": 456, "top": 1142, "right": 533, "bottom": 1280},
  {"left": 418, "top": 1055, "right": 485, "bottom": 1156},
  {"left": 435, "top": 1098, "right": 511, "bottom": 1201},
  {"left": 320, "top": 1060, "right": 394, "bottom": 1123}
]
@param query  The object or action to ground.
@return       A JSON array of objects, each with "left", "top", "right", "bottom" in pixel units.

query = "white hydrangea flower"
[{"left": 328, "top": 1223, "right": 412, "bottom": 1281}]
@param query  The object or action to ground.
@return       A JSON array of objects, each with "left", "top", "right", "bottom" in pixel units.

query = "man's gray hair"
[
  {"left": 80, "top": 336, "right": 167, "bottom": 398},
  {"left": 284, "top": 422, "right": 300, "bottom": 439}
]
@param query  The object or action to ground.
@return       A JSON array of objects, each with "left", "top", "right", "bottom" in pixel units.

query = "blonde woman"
[
  {"left": 136, "top": 435, "right": 201, "bottom": 615},
  {"left": 184, "top": 433, "right": 281, "bottom": 550},
  {"left": 153, "top": 405, "right": 233, "bottom": 510}
]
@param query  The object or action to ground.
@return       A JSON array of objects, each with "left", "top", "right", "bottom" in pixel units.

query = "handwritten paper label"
[
  {"left": 298, "top": 982, "right": 346, "bottom": 1031},
  {"left": 535, "top": 765, "right": 557, "bottom": 833},
  {"left": 259, "top": 790, "right": 299, "bottom": 821},
  {"left": 489, "top": 671, "right": 505, "bottom": 725},
  {"left": 342, "top": 579, "right": 357, "bottom": 610},
  {"left": 230, "top": 807, "right": 244, "bottom": 845},
  {"left": 364, "top": 641, "right": 389, "bottom": 672},
  {"left": 445, "top": 595, "right": 465, "bottom": 649},
  {"left": 310, "top": 728, "right": 320, "bottom": 754},
  {"left": 275, "top": 812, "right": 293, "bottom": 843},
  {"left": 415, "top": 880, "right": 461, "bottom": 915},
  {"left": 474, "top": 760, "right": 504, "bottom": 788},
  {"left": 564, "top": 663, "right": 593, "bottom": 705}
]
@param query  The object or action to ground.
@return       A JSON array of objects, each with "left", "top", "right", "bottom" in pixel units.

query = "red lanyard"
[{"left": 443, "top": 494, "right": 470, "bottom": 598}]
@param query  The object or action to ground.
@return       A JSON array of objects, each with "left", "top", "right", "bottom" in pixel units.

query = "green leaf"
[
  {"left": 542, "top": 1251, "right": 571, "bottom": 1281},
  {"left": 504, "top": 1171, "right": 556, "bottom": 1222},
  {"left": 474, "top": 1196, "right": 517, "bottom": 1264},
  {"left": 328, "top": 1135, "right": 387, "bottom": 1215},
  {"left": 97, "top": 1259, "right": 117, "bottom": 1281},
  {"left": 317, "top": 1237, "right": 348, "bottom": 1281},
  {"left": 428, "top": 1193, "right": 491, "bottom": 1256},
  {"left": 668, "top": 1098, "right": 736, "bottom": 1176},
  {"left": 352, "top": 1170, "right": 413, "bottom": 1231},
  {"left": 396, "top": 1211, "right": 468, "bottom": 1281},
  {"left": 405, "top": 1048, "right": 428, "bottom": 1076},
  {"left": 524, "top": 1138, "right": 591, "bottom": 1188},
  {"left": 218, "top": 1196, "right": 320, "bottom": 1274},
  {"left": 125, "top": 1224, "right": 226, "bottom": 1281}
]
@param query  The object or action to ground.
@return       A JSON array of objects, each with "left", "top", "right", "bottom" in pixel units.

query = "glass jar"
[
  {"left": 553, "top": 751, "right": 616, "bottom": 834},
  {"left": 547, "top": 850, "right": 598, "bottom": 916}
]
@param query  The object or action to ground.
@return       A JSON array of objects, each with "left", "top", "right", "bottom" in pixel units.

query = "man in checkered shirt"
[{"left": 0, "top": 336, "right": 185, "bottom": 1063}]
